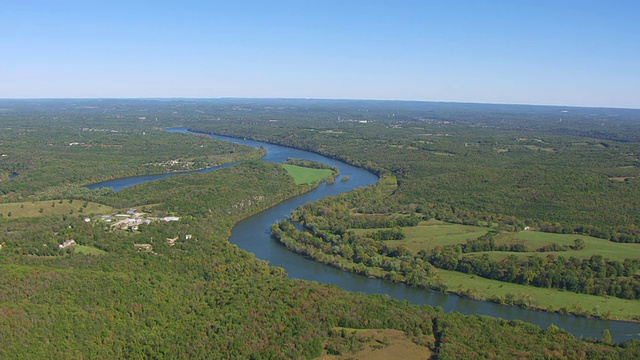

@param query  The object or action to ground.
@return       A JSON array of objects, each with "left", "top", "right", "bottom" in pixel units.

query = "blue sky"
[{"left": 1, "top": 1, "right": 639, "bottom": 108}]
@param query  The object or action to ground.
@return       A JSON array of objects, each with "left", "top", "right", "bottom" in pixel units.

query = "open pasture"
[
  {"left": 356, "top": 219, "right": 639, "bottom": 262},
  {"left": 0, "top": 200, "right": 113, "bottom": 218},
  {"left": 282, "top": 164, "right": 334, "bottom": 185}
]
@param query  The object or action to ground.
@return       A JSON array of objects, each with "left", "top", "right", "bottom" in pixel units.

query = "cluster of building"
[
  {"left": 166, "top": 234, "right": 192, "bottom": 246},
  {"left": 58, "top": 239, "right": 76, "bottom": 249},
  {"left": 84, "top": 209, "right": 181, "bottom": 231},
  {"left": 81, "top": 209, "right": 194, "bottom": 254}
]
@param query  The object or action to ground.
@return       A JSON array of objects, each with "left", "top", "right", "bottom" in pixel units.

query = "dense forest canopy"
[{"left": 1, "top": 99, "right": 639, "bottom": 358}]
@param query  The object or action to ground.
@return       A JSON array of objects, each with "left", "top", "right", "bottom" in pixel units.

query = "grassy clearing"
[
  {"left": 491, "top": 231, "right": 640, "bottom": 262},
  {"left": 281, "top": 164, "right": 334, "bottom": 185},
  {"left": 320, "top": 328, "right": 433, "bottom": 360},
  {"left": 362, "top": 219, "right": 638, "bottom": 262},
  {"left": 0, "top": 200, "right": 113, "bottom": 218},
  {"left": 398, "top": 220, "right": 488, "bottom": 252},
  {"left": 388, "top": 144, "right": 418, "bottom": 149},
  {"left": 351, "top": 218, "right": 640, "bottom": 320},
  {"left": 609, "top": 177, "right": 630, "bottom": 182},
  {"left": 523, "top": 144, "right": 555, "bottom": 152},
  {"left": 73, "top": 245, "right": 107, "bottom": 256},
  {"left": 429, "top": 151, "right": 454, "bottom": 156},
  {"left": 350, "top": 219, "right": 489, "bottom": 253},
  {"left": 436, "top": 269, "right": 640, "bottom": 321}
]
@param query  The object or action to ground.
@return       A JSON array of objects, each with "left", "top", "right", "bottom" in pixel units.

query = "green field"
[
  {"left": 0, "top": 200, "right": 114, "bottom": 218},
  {"left": 437, "top": 269, "right": 640, "bottom": 321},
  {"left": 73, "top": 245, "right": 107, "bottom": 256},
  {"left": 488, "top": 231, "right": 640, "bottom": 262},
  {"left": 351, "top": 219, "right": 490, "bottom": 252},
  {"left": 350, "top": 219, "right": 640, "bottom": 320},
  {"left": 522, "top": 144, "right": 555, "bottom": 152},
  {"left": 400, "top": 220, "right": 489, "bottom": 251},
  {"left": 282, "top": 164, "right": 334, "bottom": 185},
  {"left": 359, "top": 219, "right": 639, "bottom": 262}
]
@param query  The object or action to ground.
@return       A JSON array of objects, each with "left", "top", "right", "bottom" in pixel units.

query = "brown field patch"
[
  {"left": 0, "top": 200, "right": 113, "bottom": 218},
  {"left": 319, "top": 328, "right": 434, "bottom": 360},
  {"left": 609, "top": 177, "right": 631, "bottom": 182}
]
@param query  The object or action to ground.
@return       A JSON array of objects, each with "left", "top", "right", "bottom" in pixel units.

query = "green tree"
[
  {"left": 601, "top": 329, "right": 612, "bottom": 345},
  {"left": 572, "top": 238, "right": 586, "bottom": 250}
]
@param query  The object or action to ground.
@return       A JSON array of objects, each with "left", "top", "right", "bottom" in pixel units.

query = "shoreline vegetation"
[{"left": 272, "top": 218, "right": 640, "bottom": 322}]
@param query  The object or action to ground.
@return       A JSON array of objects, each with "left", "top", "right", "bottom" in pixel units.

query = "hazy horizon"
[
  {"left": 2, "top": 97, "right": 639, "bottom": 111},
  {"left": 2, "top": 1, "right": 639, "bottom": 109}
]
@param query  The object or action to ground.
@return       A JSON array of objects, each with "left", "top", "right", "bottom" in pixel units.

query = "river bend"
[{"left": 92, "top": 127, "right": 639, "bottom": 342}]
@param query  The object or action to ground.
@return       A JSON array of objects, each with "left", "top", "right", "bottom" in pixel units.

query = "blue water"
[{"left": 87, "top": 162, "right": 239, "bottom": 192}]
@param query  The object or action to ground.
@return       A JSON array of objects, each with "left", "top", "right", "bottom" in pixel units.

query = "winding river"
[{"left": 93, "top": 127, "right": 640, "bottom": 342}]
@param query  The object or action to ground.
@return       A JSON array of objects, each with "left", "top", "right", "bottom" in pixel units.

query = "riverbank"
[
  {"left": 438, "top": 269, "right": 640, "bottom": 322},
  {"left": 272, "top": 219, "right": 640, "bottom": 323}
]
